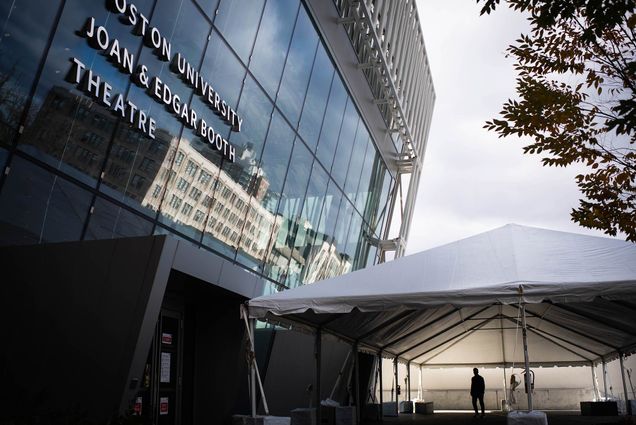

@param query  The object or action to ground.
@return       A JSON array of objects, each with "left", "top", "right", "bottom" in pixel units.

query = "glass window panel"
[
  {"left": 100, "top": 0, "right": 209, "bottom": 219},
  {"left": 235, "top": 111, "right": 294, "bottom": 271},
  {"left": 276, "top": 7, "right": 318, "bottom": 127},
  {"left": 0, "top": 0, "right": 62, "bottom": 148},
  {"left": 214, "top": 0, "right": 265, "bottom": 64},
  {"left": 0, "top": 157, "right": 90, "bottom": 246},
  {"left": 249, "top": 0, "right": 299, "bottom": 98},
  {"left": 200, "top": 74, "right": 273, "bottom": 261},
  {"left": 333, "top": 197, "right": 354, "bottom": 253},
  {"left": 157, "top": 66, "right": 228, "bottom": 241},
  {"left": 331, "top": 98, "right": 359, "bottom": 188},
  {"left": 365, "top": 244, "right": 378, "bottom": 268},
  {"left": 230, "top": 75, "right": 273, "bottom": 161},
  {"left": 285, "top": 160, "right": 328, "bottom": 287},
  {"left": 298, "top": 44, "right": 334, "bottom": 152},
  {"left": 201, "top": 31, "right": 246, "bottom": 114},
  {"left": 263, "top": 139, "right": 312, "bottom": 283},
  {"left": 355, "top": 139, "right": 377, "bottom": 213},
  {"left": 315, "top": 77, "right": 346, "bottom": 169},
  {"left": 344, "top": 127, "right": 369, "bottom": 201},
  {"left": 315, "top": 179, "right": 341, "bottom": 241},
  {"left": 84, "top": 197, "right": 153, "bottom": 240},
  {"left": 201, "top": 175, "right": 245, "bottom": 259},
  {"left": 17, "top": 0, "right": 152, "bottom": 187},
  {"left": 344, "top": 212, "right": 364, "bottom": 267},
  {"left": 251, "top": 111, "right": 294, "bottom": 214}
]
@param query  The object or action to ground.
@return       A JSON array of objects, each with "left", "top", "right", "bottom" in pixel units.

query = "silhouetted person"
[{"left": 471, "top": 368, "right": 485, "bottom": 418}]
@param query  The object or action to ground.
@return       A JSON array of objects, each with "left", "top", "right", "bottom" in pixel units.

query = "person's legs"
[
  {"left": 472, "top": 396, "right": 479, "bottom": 416},
  {"left": 478, "top": 395, "right": 485, "bottom": 415}
]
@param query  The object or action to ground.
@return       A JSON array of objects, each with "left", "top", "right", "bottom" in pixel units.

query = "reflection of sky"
[
  {"left": 214, "top": 0, "right": 264, "bottom": 63},
  {"left": 276, "top": 7, "right": 318, "bottom": 126},
  {"left": 249, "top": 0, "right": 299, "bottom": 97},
  {"left": 28, "top": 0, "right": 153, "bottom": 111},
  {"left": 298, "top": 45, "right": 334, "bottom": 150}
]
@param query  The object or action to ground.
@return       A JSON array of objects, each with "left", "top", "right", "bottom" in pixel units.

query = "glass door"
[{"left": 134, "top": 309, "right": 183, "bottom": 425}]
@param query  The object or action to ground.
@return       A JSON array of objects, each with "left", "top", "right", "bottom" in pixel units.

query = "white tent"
[{"left": 249, "top": 224, "right": 636, "bottom": 367}]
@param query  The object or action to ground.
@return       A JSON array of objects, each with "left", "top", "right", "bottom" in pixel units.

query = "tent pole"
[
  {"left": 590, "top": 361, "right": 599, "bottom": 401},
  {"left": 250, "top": 319, "right": 257, "bottom": 418},
  {"left": 500, "top": 305, "right": 508, "bottom": 407},
  {"left": 316, "top": 328, "right": 322, "bottom": 424},
  {"left": 394, "top": 357, "right": 399, "bottom": 416},
  {"left": 602, "top": 359, "right": 608, "bottom": 399},
  {"left": 619, "top": 353, "right": 631, "bottom": 415},
  {"left": 354, "top": 342, "right": 360, "bottom": 425},
  {"left": 407, "top": 361, "right": 411, "bottom": 402},
  {"left": 419, "top": 364, "right": 423, "bottom": 401},
  {"left": 379, "top": 352, "right": 384, "bottom": 421},
  {"left": 521, "top": 304, "right": 533, "bottom": 411},
  {"left": 503, "top": 366, "right": 508, "bottom": 409}
]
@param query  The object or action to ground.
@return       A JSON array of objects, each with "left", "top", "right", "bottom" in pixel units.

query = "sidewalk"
[{"left": 363, "top": 411, "right": 631, "bottom": 425}]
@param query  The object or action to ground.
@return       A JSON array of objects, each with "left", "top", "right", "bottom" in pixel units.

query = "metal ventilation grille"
[{"left": 333, "top": 0, "right": 435, "bottom": 163}]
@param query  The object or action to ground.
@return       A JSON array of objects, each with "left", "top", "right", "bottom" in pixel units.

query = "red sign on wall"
[{"left": 160, "top": 397, "right": 169, "bottom": 415}]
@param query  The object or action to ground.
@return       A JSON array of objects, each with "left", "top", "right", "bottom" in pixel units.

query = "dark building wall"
[{"left": 0, "top": 236, "right": 172, "bottom": 421}]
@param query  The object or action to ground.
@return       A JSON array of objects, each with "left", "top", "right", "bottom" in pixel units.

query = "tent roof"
[{"left": 249, "top": 224, "right": 636, "bottom": 366}]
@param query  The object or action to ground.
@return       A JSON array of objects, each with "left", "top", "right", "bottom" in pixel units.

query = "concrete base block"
[
  {"left": 233, "top": 415, "right": 292, "bottom": 425},
  {"left": 580, "top": 401, "right": 618, "bottom": 416},
  {"left": 382, "top": 402, "right": 397, "bottom": 416},
  {"left": 290, "top": 408, "right": 315, "bottom": 425},
  {"left": 399, "top": 400, "right": 413, "bottom": 413},
  {"left": 414, "top": 401, "right": 434, "bottom": 415},
  {"left": 506, "top": 411, "right": 548, "bottom": 425},
  {"left": 362, "top": 404, "right": 381, "bottom": 421},
  {"left": 319, "top": 405, "right": 355, "bottom": 425}
]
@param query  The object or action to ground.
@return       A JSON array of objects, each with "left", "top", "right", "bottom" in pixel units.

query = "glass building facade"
[{"left": 0, "top": 0, "right": 399, "bottom": 291}]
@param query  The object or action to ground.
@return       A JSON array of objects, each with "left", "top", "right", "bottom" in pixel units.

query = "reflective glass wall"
[{"left": 0, "top": 0, "right": 395, "bottom": 290}]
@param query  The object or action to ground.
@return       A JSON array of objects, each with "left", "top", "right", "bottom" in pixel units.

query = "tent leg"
[
  {"left": 503, "top": 366, "right": 508, "bottom": 410},
  {"left": 354, "top": 342, "right": 360, "bottom": 424},
  {"left": 378, "top": 353, "right": 384, "bottom": 421},
  {"left": 521, "top": 304, "right": 533, "bottom": 411},
  {"left": 394, "top": 357, "right": 399, "bottom": 416},
  {"left": 619, "top": 353, "right": 631, "bottom": 415},
  {"left": 602, "top": 359, "right": 608, "bottom": 400},
  {"left": 316, "top": 328, "right": 322, "bottom": 424},
  {"left": 591, "top": 362, "right": 599, "bottom": 401},
  {"left": 419, "top": 365, "right": 423, "bottom": 401},
  {"left": 250, "top": 319, "right": 257, "bottom": 418},
  {"left": 407, "top": 361, "right": 411, "bottom": 402}
]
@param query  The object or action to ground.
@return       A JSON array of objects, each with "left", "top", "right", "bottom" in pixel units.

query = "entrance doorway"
[{"left": 134, "top": 309, "right": 183, "bottom": 425}]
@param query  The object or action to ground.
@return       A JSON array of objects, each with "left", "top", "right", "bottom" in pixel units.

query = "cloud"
[{"left": 407, "top": 1, "right": 613, "bottom": 253}]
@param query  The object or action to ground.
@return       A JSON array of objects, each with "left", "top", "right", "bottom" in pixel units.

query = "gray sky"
[{"left": 406, "top": 1, "right": 612, "bottom": 253}]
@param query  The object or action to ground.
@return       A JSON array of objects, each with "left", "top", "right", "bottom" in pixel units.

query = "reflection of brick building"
[
  {"left": 142, "top": 141, "right": 282, "bottom": 262},
  {"left": 23, "top": 86, "right": 171, "bottom": 201},
  {"left": 266, "top": 215, "right": 352, "bottom": 287}
]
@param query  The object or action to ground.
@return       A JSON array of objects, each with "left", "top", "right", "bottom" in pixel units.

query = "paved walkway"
[{"left": 362, "top": 411, "right": 630, "bottom": 425}]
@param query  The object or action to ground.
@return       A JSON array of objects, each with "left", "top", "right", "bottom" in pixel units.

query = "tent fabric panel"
[
  {"left": 513, "top": 225, "right": 636, "bottom": 284},
  {"left": 386, "top": 305, "right": 499, "bottom": 357},
  {"left": 527, "top": 303, "right": 636, "bottom": 352},
  {"left": 419, "top": 329, "right": 589, "bottom": 366}
]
